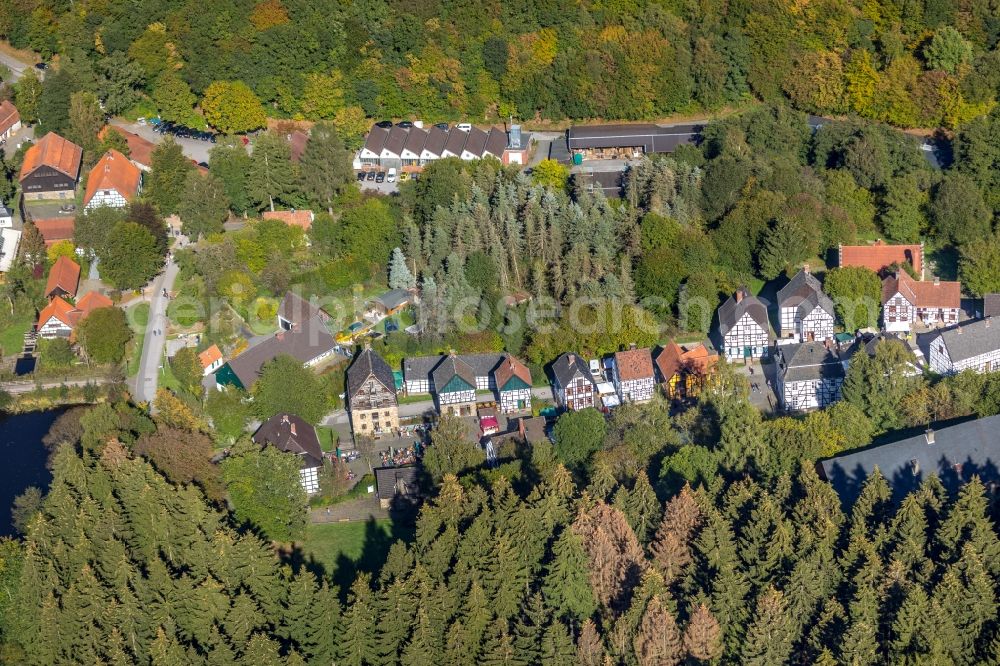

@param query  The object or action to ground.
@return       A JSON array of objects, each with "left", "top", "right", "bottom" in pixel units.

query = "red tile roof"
[
  {"left": 32, "top": 218, "right": 75, "bottom": 247},
  {"left": 493, "top": 353, "right": 531, "bottom": 390},
  {"left": 262, "top": 209, "right": 314, "bottom": 229},
  {"left": 19, "top": 132, "right": 83, "bottom": 181},
  {"left": 613, "top": 347, "right": 654, "bottom": 382},
  {"left": 37, "top": 296, "right": 78, "bottom": 329},
  {"left": 75, "top": 291, "right": 113, "bottom": 318},
  {"left": 882, "top": 270, "right": 961, "bottom": 309},
  {"left": 654, "top": 341, "right": 719, "bottom": 382},
  {"left": 0, "top": 100, "right": 20, "bottom": 136},
  {"left": 839, "top": 240, "right": 922, "bottom": 276},
  {"left": 84, "top": 150, "right": 142, "bottom": 207},
  {"left": 98, "top": 125, "right": 155, "bottom": 168},
  {"left": 45, "top": 256, "right": 80, "bottom": 298},
  {"left": 199, "top": 344, "right": 223, "bottom": 369}
]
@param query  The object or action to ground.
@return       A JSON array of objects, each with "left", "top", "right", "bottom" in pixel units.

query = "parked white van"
[
  {"left": 387, "top": 168, "right": 397, "bottom": 183},
  {"left": 456, "top": 123, "right": 472, "bottom": 132}
]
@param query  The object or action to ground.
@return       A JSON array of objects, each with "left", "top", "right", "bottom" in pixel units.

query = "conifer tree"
[
  {"left": 541, "top": 620, "right": 578, "bottom": 666},
  {"left": 650, "top": 484, "right": 702, "bottom": 585},
  {"left": 389, "top": 247, "right": 417, "bottom": 289},
  {"left": 740, "top": 588, "right": 796, "bottom": 666},
  {"left": 577, "top": 619, "right": 604, "bottom": 666},
  {"left": 684, "top": 603, "right": 722, "bottom": 662},
  {"left": 338, "top": 574, "right": 377, "bottom": 666},
  {"left": 633, "top": 594, "right": 684, "bottom": 666},
  {"left": 542, "top": 528, "right": 598, "bottom": 623}
]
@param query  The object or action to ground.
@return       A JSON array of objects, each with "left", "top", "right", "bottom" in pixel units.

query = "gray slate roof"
[
  {"left": 402, "top": 127, "right": 428, "bottom": 155},
  {"left": 484, "top": 127, "right": 506, "bottom": 157},
  {"left": 363, "top": 126, "right": 388, "bottom": 153},
  {"left": 431, "top": 354, "right": 476, "bottom": 393},
  {"left": 551, "top": 352, "right": 595, "bottom": 389},
  {"left": 375, "top": 465, "right": 421, "bottom": 500},
  {"left": 718, "top": 288, "right": 769, "bottom": 337},
  {"left": 777, "top": 269, "right": 835, "bottom": 319},
  {"left": 226, "top": 315, "right": 335, "bottom": 389},
  {"left": 404, "top": 353, "right": 505, "bottom": 385},
  {"left": 567, "top": 123, "right": 701, "bottom": 153},
  {"left": 820, "top": 414, "right": 1000, "bottom": 504},
  {"left": 346, "top": 347, "right": 395, "bottom": 400},
  {"left": 984, "top": 294, "right": 1000, "bottom": 318},
  {"left": 374, "top": 289, "right": 411, "bottom": 311},
  {"left": 776, "top": 342, "right": 845, "bottom": 383},
  {"left": 933, "top": 318, "right": 1000, "bottom": 363},
  {"left": 252, "top": 413, "right": 323, "bottom": 469},
  {"left": 383, "top": 126, "right": 409, "bottom": 155},
  {"left": 278, "top": 292, "right": 327, "bottom": 328},
  {"left": 423, "top": 127, "right": 449, "bottom": 155}
]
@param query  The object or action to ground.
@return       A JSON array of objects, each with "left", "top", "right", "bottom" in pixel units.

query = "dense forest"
[
  {"left": 4, "top": 0, "right": 1000, "bottom": 127},
  {"left": 6, "top": 360, "right": 1000, "bottom": 664}
]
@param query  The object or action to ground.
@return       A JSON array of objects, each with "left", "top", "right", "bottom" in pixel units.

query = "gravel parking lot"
[{"left": 357, "top": 171, "right": 400, "bottom": 195}]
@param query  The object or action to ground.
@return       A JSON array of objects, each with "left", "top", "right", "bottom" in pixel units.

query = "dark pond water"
[{"left": 0, "top": 409, "right": 62, "bottom": 537}]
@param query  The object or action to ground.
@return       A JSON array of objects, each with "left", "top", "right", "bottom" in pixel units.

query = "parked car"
[
  {"left": 375, "top": 120, "right": 392, "bottom": 129},
  {"left": 375, "top": 171, "right": 386, "bottom": 183},
  {"left": 434, "top": 122, "right": 449, "bottom": 130},
  {"left": 34, "top": 62, "right": 47, "bottom": 71},
  {"left": 356, "top": 172, "right": 366, "bottom": 181},
  {"left": 397, "top": 120, "right": 414, "bottom": 129},
  {"left": 386, "top": 168, "right": 396, "bottom": 183},
  {"left": 456, "top": 123, "right": 472, "bottom": 132},
  {"left": 366, "top": 171, "right": 376, "bottom": 181},
  {"left": 399, "top": 172, "right": 409, "bottom": 182}
]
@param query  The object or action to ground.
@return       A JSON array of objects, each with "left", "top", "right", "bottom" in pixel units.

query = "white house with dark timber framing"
[
  {"left": 493, "top": 353, "right": 533, "bottom": 413},
  {"left": 775, "top": 341, "right": 845, "bottom": 411},
  {"left": 777, "top": 267, "right": 835, "bottom": 342},
  {"left": 431, "top": 354, "right": 478, "bottom": 416},
  {"left": 551, "top": 352, "right": 597, "bottom": 411},
  {"left": 882, "top": 271, "right": 961, "bottom": 333},
  {"left": 610, "top": 346, "right": 656, "bottom": 403},
  {"left": 718, "top": 287, "right": 770, "bottom": 359},
  {"left": 928, "top": 317, "right": 1000, "bottom": 375}
]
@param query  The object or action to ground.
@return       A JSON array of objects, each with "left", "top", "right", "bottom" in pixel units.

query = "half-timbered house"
[
  {"left": 928, "top": 317, "right": 1000, "bottom": 375},
  {"left": 775, "top": 341, "right": 846, "bottom": 411},
  {"left": 654, "top": 341, "right": 719, "bottom": 399},
  {"left": 493, "top": 353, "right": 533, "bottom": 413},
  {"left": 882, "top": 271, "right": 961, "bottom": 333},
  {"left": 718, "top": 287, "right": 770, "bottom": 359},
  {"left": 252, "top": 414, "right": 323, "bottom": 494},
  {"left": 347, "top": 347, "right": 399, "bottom": 437},
  {"left": 777, "top": 267, "right": 835, "bottom": 342},
  {"left": 432, "top": 354, "right": 478, "bottom": 416},
  {"left": 551, "top": 352, "right": 596, "bottom": 411},
  {"left": 610, "top": 346, "right": 656, "bottom": 403},
  {"left": 83, "top": 150, "right": 142, "bottom": 210}
]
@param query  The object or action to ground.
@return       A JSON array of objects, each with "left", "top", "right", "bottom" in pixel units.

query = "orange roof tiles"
[
  {"left": 75, "top": 291, "right": 113, "bottom": 317},
  {"left": 655, "top": 341, "right": 719, "bottom": 382},
  {"left": 0, "top": 100, "right": 19, "bottom": 136},
  {"left": 262, "top": 209, "right": 314, "bottom": 229},
  {"left": 614, "top": 347, "right": 655, "bottom": 382},
  {"left": 882, "top": 270, "right": 961, "bottom": 309},
  {"left": 45, "top": 255, "right": 80, "bottom": 298},
  {"left": 37, "top": 296, "right": 78, "bottom": 329},
  {"left": 839, "top": 240, "right": 922, "bottom": 276},
  {"left": 84, "top": 150, "right": 142, "bottom": 207},
  {"left": 98, "top": 126, "right": 155, "bottom": 168},
  {"left": 19, "top": 132, "right": 83, "bottom": 181},
  {"left": 199, "top": 344, "right": 223, "bottom": 369},
  {"left": 494, "top": 353, "right": 531, "bottom": 390},
  {"left": 32, "top": 218, "right": 75, "bottom": 247}
]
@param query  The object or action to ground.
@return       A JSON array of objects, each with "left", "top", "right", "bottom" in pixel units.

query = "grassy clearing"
[
  {"left": 316, "top": 426, "right": 339, "bottom": 452},
  {"left": 299, "top": 518, "right": 414, "bottom": 583},
  {"left": 0, "top": 311, "right": 32, "bottom": 356}
]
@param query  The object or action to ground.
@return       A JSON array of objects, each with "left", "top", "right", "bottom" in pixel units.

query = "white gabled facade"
[
  {"left": 85, "top": 185, "right": 133, "bottom": 210},
  {"left": 557, "top": 376, "right": 595, "bottom": 411},
  {"left": 929, "top": 322, "right": 1000, "bottom": 375},
  {"left": 883, "top": 292, "right": 913, "bottom": 333},
  {"left": 299, "top": 465, "right": 319, "bottom": 494},
  {"left": 799, "top": 306, "right": 835, "bottom": 342},
  {"left": 38, "top": 315, "right": 73, "bottom": 338},
  {"left": 723, "top": 312, "right": 769, "bottom": 359},
  {"left": 778, "top": 376, "right": 844, "bottom": 411},
  {"left": 614, "top": 375, "right": 655, "bottom": 403},
  {"left": 499, "top": 385, "right": 532, "bottom": 413}
]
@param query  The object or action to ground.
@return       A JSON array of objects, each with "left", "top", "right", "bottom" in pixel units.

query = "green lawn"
[
  {"left": 316, "top": 426, "right": 339, "bottom": 452},
  {"left": 299, "top": 518, "right": 414, "bottom": 587},
  {"left": 0, "top": 311, "right": 32, "bottom": 356}
]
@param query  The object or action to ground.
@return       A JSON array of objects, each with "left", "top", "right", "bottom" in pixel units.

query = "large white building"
[
  {"left": 882, "top": 271, "right": 960, "bottom": 333},
  {"left": 928, "top": 317, "right": 1000, "bottom": 375},
  {"left": 357, "top": 124, "right": 530, "bottom": 170},
  {"left": 775, "top": 342, "right": 846, "bottom": 411},
  {"left": 777, "top": 267, "right": 835, "bottom": 341},
  {"left": 718, "top": 287, "right": 770, "bottom": 359}
]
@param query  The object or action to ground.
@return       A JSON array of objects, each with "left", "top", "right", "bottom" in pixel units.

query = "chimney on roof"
[
  {"left": 925, "top": 427, "right": 935, "bottom": 445},
  {"left": 282, "top": 415, "right": 289, "bottom": 423},
  {"left": 735, "top": 289, "right": 744, "bottom": 303},
  {"left": 803, "top": 263, "right": 810, "bottom": 274},
  {"left": 958, "top": 325, "right": 963, "bottom": 335},
  {"left": 934, "top": 276, "right": 940, "bottom": 286},
  {"left": 987, "top": 317, "right": 991, "bottom": 328},
  {"left": 629, "top": 342, "right": 637, "bottom": 350},
  {"left": 290, "top": 422, "right": 297, "bottom": 436}
]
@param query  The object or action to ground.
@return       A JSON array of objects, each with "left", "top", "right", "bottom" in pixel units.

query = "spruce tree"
[
  {"left": 338, "top": 574, "right": 377, "bottom": 666},
  {"left": 633, "top": 594, "right": 684, "bottom": 666},
  {"left": 576, "top": 619, "right": 604, "bottom": 666},
  {"left": 650, "top": 484, "right": 702, "bottom": 585},
  {"left": 540, "top": 620, "right": 578, "bottom": 666},
  {"left": 389, "top": 247, "right": 416, "bottom": 289},
  {"left": 740, "top": 588, "right": 796, "bottom": 666},
  {"left": 542, "top": 528, "right": 598, "bottom": 623},
  {"left": 684, "top": 603, "right": 722, "bottom": 662}
]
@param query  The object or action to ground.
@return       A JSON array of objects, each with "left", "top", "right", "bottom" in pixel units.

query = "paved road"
[
  {"left": 1, "top": 377, "right": 116, "bottom": 393},
  {"left": 0, "top": 49, "right": 35, "bottom": 83},
  {"left": 111, "top": 119, "right": 215, "bottom": 164},
  {"left": 133, "top": 253, "right": 181, "bottom": 405}
]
